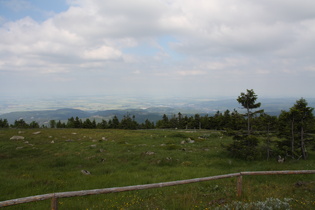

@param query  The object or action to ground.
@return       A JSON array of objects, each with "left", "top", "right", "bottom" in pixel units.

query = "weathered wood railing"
[{"left": 0, "top": 170, "right": 314, "bottom": 209}]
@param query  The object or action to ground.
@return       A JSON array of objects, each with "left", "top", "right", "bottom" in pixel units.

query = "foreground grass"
[{"left": 0, "top": 128, "right": 314, "bottom": 209}]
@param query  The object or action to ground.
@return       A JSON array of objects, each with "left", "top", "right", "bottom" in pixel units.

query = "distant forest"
[{"left": 1, "top": 100, "right": 314, "bottom": 132}]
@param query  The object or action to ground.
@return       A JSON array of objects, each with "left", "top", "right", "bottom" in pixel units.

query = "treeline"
[
  {"left": 0, "top": 110, "right": 270, "bottom": 130},
  {"left": 48, "top": 115, "right": 150, "bottom": 129},
  {"left": 51, "top": 110, "right": 247, "bottom": 130},
  {"left": 1, "top": 108, "right": 313, "bottom": 133},
  {"left": 0, "top": 115, "right": 154, "bottom": 130},
  {"left": 0, "top": 118, "right": 41, "bottom": 129}
]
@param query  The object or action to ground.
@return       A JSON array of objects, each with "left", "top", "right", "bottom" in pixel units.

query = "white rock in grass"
[
  {"left": 33, "top": 131, "right": 41, "bottom": 135},
  {"left": 187, "top": 138, "right": 195, "bottom": 143},
  {"left": 81, "top": 170, "right": 91, "bottom": 175},
  {"left": 10, "top": 136, "right": 25, "bottom": 140}
]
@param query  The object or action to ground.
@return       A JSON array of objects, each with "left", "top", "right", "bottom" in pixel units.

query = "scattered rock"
[
  {"left": 160, "top": 144, "right": 166, "bottom": 146},
  {"left": 101, "top": 137, "right": 108, "bottom": 141},
  {"left": 16, "top": 147, "right": 24, "bottom": 150},
  {"left": 92, "top": 140, "right": 97, "bottom": 142},
  {"left": 24, "top": 141, "right": 29, "bottom": 144},
  {"left": 181, "top": 138, "right": 195, "bottom": 144},
  {"left": 51, "top": 140, "right": 55, "bottom": 144},
  {"left": 187, "top": 138, "right": 195, "bottom": 143},
  {"left": 33, "top": 131, "right": 41, "bottom": 135},
  {"left": 10, "top": 136, "right": 25, "bottom": 140},
  {"left": 72, "top": 133, "right": 77, "bottom": 135},
  {"left": 90, "top": 144, "right": 97, "bottom": 148},
  {"left": 295, "top": 181, "right": 307, "bottom": 187},
  {"left": 145, "top": 151, "right": 155, "bottom": 155},
  {"left": 81, "top": 170, "right": 91, "bottom": 175},
  {"left": 278, "top": 155, "right": 284, "bottom": 163},
  {"left": 65, "top": 139, "right": 74, "bottom": 142},
  {"left": 18, "top": 131, "right": 24, "bottom": 134},
  {"left": 99, "top": 149, "right": 104, "bottom": 153}
]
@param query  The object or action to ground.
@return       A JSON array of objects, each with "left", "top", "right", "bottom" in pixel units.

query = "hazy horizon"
[{"left": 1, "top": 93, "right": 314, "bottom": 115}]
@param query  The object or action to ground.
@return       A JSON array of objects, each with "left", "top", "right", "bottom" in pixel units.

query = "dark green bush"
[{"left": 226, "top": 135, "right": 260, "bottom": 160}]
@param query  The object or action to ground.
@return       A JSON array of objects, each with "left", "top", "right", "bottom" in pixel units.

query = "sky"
[{"left": 1, "top": 0, "right": 315, "bottom": 100}]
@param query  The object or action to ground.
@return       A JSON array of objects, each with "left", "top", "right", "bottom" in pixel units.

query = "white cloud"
[
  {"left": 83, "top": 46, "right": 122, "bottom": 60},
  {"left": 0, "top": 0, "right": 315, "bottom": 98}
]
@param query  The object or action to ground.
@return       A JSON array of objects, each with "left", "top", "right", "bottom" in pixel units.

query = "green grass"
[{"left": 0, "top": 128, "right": 314, "bottom": 209}]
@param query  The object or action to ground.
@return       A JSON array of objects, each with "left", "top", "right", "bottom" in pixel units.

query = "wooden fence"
[{"left": 0, "top": 170, "right": 314, "bottom": 209}]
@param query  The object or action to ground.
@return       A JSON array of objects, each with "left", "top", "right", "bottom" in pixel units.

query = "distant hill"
[
  {"left": 0, "top": 108, "right": 90, "bottom": 125},
  {"left": 1, "top": 98, "right": 314, "bottom": 126}
]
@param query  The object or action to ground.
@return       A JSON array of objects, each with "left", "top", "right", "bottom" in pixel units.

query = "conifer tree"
[{"left": 237, "top": 89, "right": 263, "bottom": 134}]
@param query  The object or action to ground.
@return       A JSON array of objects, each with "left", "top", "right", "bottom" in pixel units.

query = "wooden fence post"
[
  {"left": 1, "top": 170, "right": 315, "bottom": 208},
  {"left": 237, "top": 175, "right": 242, "bottom": 197},
  {"left": 51, "top": 194, "right": 58, "bottom": 210}
]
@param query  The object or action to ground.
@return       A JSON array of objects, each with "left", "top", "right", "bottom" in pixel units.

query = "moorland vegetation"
[{"left": 0, "top": 89, "right": 314, "bottom": 209}]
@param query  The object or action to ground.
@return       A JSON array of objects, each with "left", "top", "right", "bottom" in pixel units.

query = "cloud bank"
[{"left": 1, "top": 0, "right": 315, "bottom": 98}]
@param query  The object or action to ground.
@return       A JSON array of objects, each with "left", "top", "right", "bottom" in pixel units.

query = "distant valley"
[{"left": 1, "top": 97, "right": 315, "bottom": 126}]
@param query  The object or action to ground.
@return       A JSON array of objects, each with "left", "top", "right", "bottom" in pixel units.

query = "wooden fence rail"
[{"left": 0, "top": 170, "right": 314, "bottom": 209}]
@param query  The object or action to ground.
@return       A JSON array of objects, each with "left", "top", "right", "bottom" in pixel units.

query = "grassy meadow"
[{"left": 0, "top": 128, "right": 314, "bottom": 209}]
